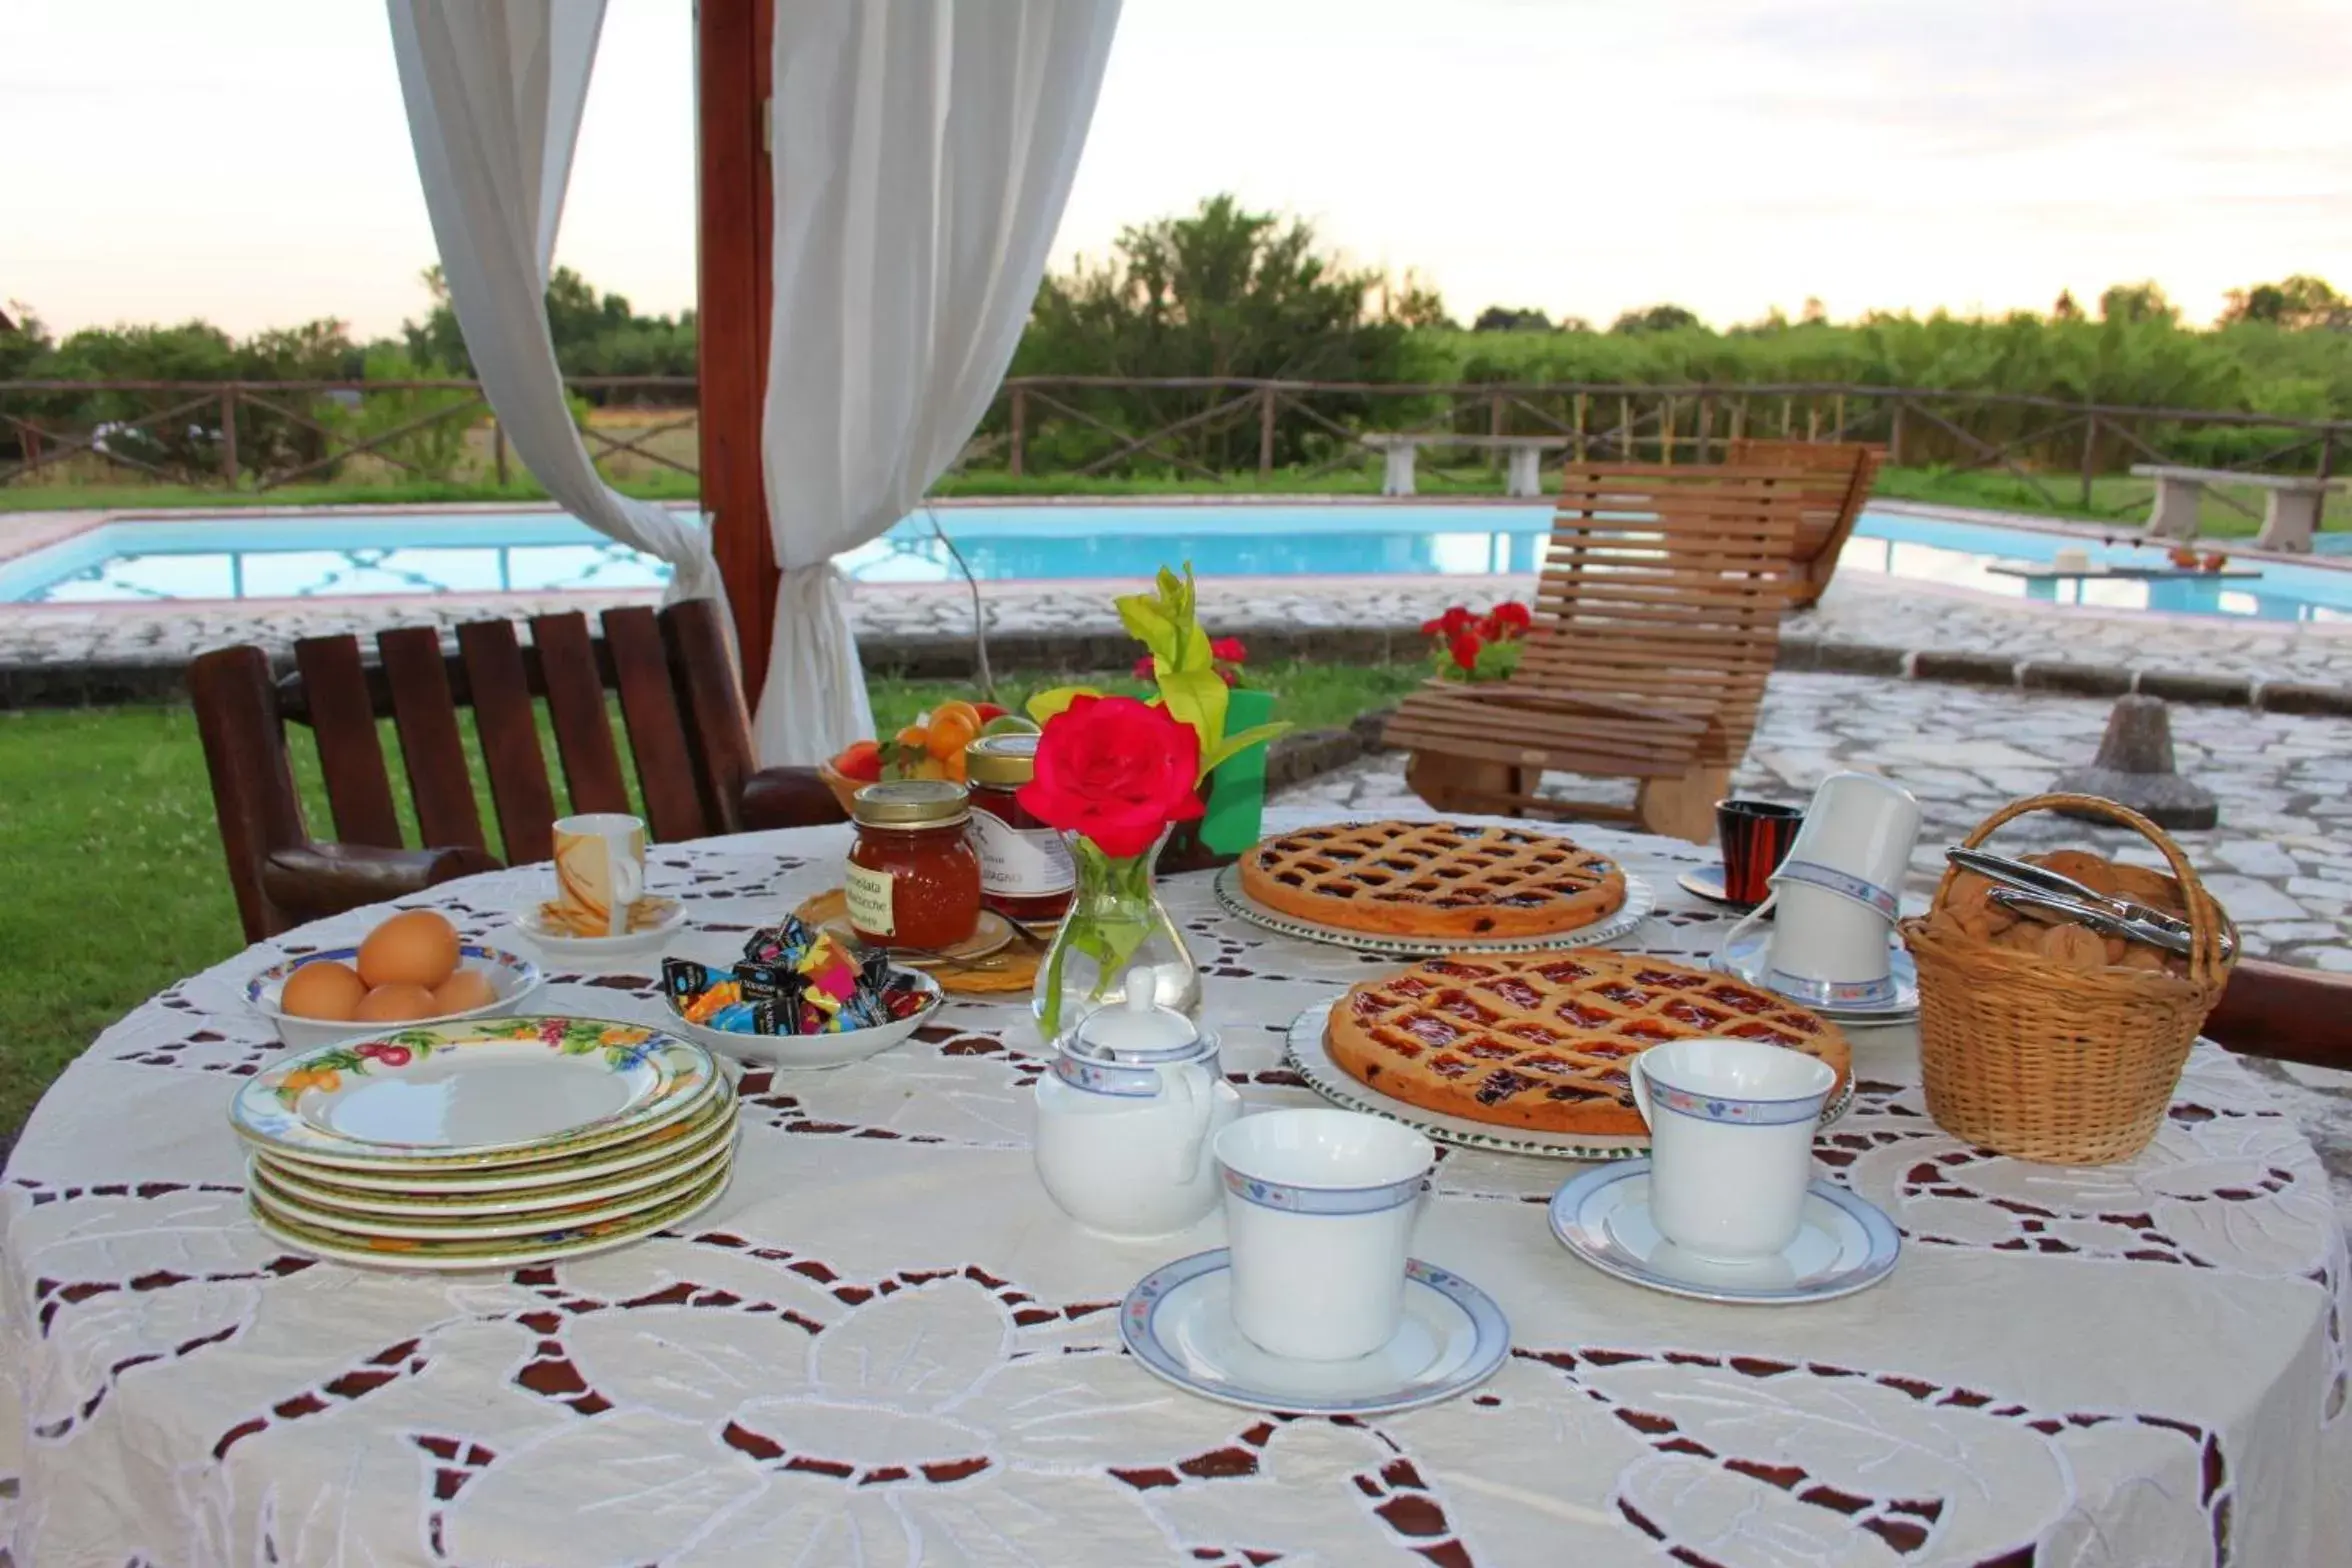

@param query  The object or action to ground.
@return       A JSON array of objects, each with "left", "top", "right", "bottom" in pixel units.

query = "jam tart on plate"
[
  {"left": 1326, "top": 949, "right": 1850, "bottom": 1138},
  {"left": 1239, "top": 820, "right": 1627, "bottom": 940}
]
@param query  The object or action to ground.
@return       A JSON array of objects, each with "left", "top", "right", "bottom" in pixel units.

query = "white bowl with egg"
[{"left": 247, "top": 944, "right": 546, "bottom": 1050}]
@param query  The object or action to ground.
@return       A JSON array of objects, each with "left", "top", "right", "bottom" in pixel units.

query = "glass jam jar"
[
  {"left": 845, "top": 780, "right": 982, "bottom": 951},
  {"left": 965, "top": 734, "right": 1076, "bottom": 923}
]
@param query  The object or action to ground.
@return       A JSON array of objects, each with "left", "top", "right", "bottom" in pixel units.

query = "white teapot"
[{"left": 1033, "top": 969, "right": 1243, "bottom": 1239}]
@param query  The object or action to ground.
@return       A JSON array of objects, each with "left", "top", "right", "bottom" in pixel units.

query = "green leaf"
[
  {"left": 1202, "top": 719, "right": 1291, "bottom": 775},
  {"left": 1027, "top": 684, "right": 1103, "bottom": 723},
  {"left": 1155, "top": 667, "right": 1231, "bottom": 775}
]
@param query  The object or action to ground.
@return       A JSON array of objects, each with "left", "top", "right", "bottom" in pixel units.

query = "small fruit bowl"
[
  {"left": 817, "top": 759, "right": 872, "bottom": 818},
  {"left": 247, "top": 945, "right": 546, "bottom": 1051},
  {"left": 660, "top": 967, "right": 942, "bottom": 1072}
]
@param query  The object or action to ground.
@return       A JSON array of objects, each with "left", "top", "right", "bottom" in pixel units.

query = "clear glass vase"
[{"left": 1033, "top": 829, "right": 1202, "bottom": 1041}]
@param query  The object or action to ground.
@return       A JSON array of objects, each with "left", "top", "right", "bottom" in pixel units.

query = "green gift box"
[{"left": 1200, "top": 688, "right": 1276, "bottom": 855}]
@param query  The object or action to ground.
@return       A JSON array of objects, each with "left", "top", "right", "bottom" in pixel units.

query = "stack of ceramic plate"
[{"left": 230, "top": 1016, "right": 736, "bottom": 1272}]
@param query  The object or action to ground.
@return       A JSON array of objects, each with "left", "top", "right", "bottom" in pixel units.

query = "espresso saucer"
[
  {"left": 1118, "top": 1249, "right": 1510, "bottom": 1417},
  {"left": 1711, "top": 927, "right": 1919, "bottom": 1023},
  {"left": 1677, "top": 864, "right": 1763, "bottom": 911},
  {"left": 1547, "top": 1160, "right": 1900, "bottom": 1306}
]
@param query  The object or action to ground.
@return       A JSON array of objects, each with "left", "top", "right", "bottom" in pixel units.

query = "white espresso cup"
[
  {"left": 1756, "top": 879, "right": 1901, "bottom": 1007},
  {"left": 1630, "top": 1038, "right": 1836, "bottom": 1260},
  {"left": 552, "top": 813, "right": 647, "bottom": 937},
  {"left": 1214, "top": 1109, "right": 1434, "bottom": 1362},
  {"left": 1772, "top": 772, "right": 1922, "bottom": 926}
]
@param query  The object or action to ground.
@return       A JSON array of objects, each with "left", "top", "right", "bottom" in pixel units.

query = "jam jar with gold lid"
[
  {"left": 845, "top": 780, "right": 982, "bottom": 951},
  {"left": 965, "top": 734, "right": 1076, "bottom": 923}
]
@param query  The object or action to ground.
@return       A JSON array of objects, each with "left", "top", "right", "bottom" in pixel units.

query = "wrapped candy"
[{"left": 662, "top": 918, "right": 931, "bottom": 1038}]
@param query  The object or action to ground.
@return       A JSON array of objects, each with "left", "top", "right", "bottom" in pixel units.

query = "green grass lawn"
[{"left": 0, "top": 659, "right": 1422, "bottom": 1140}]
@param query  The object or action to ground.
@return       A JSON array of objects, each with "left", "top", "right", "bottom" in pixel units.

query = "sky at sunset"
[{"left": 7, "top": 0, "right": 2351, "bottom": 340}]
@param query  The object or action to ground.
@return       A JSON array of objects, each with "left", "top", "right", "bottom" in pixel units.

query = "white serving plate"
[
  {"left": 229, "top": 1016, "right": 719, "bottom": 1170},
  {"left": 248, "top": 1162, "right": 733, "bottom": 1273},
  {"left": 247, "top": 943, "right": 545, "bottom": 1051},
  {"left": 510, "top": 897, "right": 688, "bottom": 967},
  {"left": 251, "top": 1092, "right": 738, "bottom": 1215},
  {"left": 1214, "top": 862, "right": 1655, "bottom": 957},
  {"left": 1284, "top": 999, "right": 1853, "bottom": 1161},
  {"left": 660, "top": 968, "right": 943, "bottom": 1071},
  {"left": 248, "top": 1136, "right": 734, "bottom": 1240}
]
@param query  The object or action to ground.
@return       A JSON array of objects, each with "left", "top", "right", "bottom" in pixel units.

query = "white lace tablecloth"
[{"left": 3, "top": 812, "right": 2347, "bottom": 1567}]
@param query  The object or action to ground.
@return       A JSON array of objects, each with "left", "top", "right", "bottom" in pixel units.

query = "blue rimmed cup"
[
  {"left": 1213, "top": 1109, "right": 1434, "bottom": 1361},
  {"left": 1629, "top": 1038, "right": 1837, "bottom": 1261}
]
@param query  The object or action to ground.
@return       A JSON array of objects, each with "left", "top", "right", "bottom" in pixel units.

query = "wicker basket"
[{"left": 1898, "top": 793, "right": 2237, "bottom": 1165}]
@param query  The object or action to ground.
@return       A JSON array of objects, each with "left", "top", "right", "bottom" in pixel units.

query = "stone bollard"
[{"left": 2052, "top": 695, "right": 2218, "bottom": 830}]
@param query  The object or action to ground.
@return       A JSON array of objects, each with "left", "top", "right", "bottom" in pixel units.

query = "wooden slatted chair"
[
  {"left": 1724, "top": 438, "right": 1884, "bottom": 608},
  {"left": 1385, "top": 463, "right": 1816, "bottom": 844},
  {"left": 188, "top": 597, "right": 845, "bottom": 941}
]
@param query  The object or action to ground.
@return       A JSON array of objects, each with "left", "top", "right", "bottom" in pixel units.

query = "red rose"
[
  {"left": 1448, "top": 632, "right": 1483, "bottom": 672},
  {"left": 1017, "top": 695, "right": 1204, "bottom": 858},
  {"left": 1131, "top": 653, "right": 1157, "bottom": 680},
  {"left": 1210, "top": 637, "right": 1247, "bottom": 663}
]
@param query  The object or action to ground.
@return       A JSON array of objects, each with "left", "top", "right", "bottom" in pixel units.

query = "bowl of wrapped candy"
[{"left": 661, "top": 916, "right": 941, "bottom": 1070}]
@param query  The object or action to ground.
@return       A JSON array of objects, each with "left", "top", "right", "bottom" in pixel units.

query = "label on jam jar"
[
  {"left": 844, "top": 863, "right": 896, "bottom": 937},
  {"left": 970, "top": 808, "right": 1077, "bottom": 895}
]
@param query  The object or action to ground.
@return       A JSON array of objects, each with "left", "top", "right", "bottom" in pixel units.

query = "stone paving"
[{"left": 1272, "top": 669, "right": 2352, "bottom": 1217}]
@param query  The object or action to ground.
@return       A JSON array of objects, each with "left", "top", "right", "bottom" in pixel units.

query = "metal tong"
[{"left": 1945, "top": 847, "right": 2232, "bottom": 961}]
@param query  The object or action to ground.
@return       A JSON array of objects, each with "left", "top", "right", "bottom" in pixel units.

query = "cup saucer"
[
  {"left": 1118, "top": 1248, "right": 1510, "bottom": 1417},
  {"left": 1677, "top": 863, "right": 1762, "bottom": 911},
  {"left": 1711, "top": 926, "right": 1919, "bottom": 1023},
  {"left": 1547, "top": 1159, "right": 1900, "bottom": 1305}
]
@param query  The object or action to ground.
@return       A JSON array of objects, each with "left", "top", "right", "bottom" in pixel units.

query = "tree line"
[{"left": 8, "top": 194, "right": 2352, "bottom": 482}]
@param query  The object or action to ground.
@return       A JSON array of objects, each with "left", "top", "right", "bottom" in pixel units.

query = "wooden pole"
[
  {"left": 1695, "top": 393, "right": 1713, "bottom": 464},
  {"left": 493, "top": 419, "right": 509, "bottom": 487},
  {"left": 1572, "top": 391, "right": 1587, "bottom": 461},
  {"left": 1660, "top": 395, "right": 1675, "bottom": 464},
  {"left": 1257, "top": 385, "right": 1276, "bottom": 481},
  {"left": 1487, "top": 390, "right": 1505, "bottom": 474},
  {"left": 1008, "top": 387, "right": 1027, "bottom": 478},
  {"left": 1888, "top": 399, "right": 1906, "bottom": 467},
  {"left": 2079, "top": 407, "right": 2099, "bottom": 508},
  {"left": 218, "top": 390, "right": 238, "bottom": 487},
  {"left": 698, "top": 0, "right": 780, "bottom": 694}
]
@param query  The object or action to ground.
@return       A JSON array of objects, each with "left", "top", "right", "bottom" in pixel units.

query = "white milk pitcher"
[{"left": 1034, "top": 971, "right": 1243, "bottom": 1239}]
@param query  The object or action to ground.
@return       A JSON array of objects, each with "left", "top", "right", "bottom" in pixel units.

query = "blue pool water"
[{"left": 3, "top": 502, "right": 2348, "bottom": 623}]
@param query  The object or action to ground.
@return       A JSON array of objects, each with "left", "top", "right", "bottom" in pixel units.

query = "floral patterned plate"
[
  {"left": 247, "top": 1162, "right": 734, "bottom": 1273},
  {"left": 247, "top": 1135, "right": 734, "bottom": 1239},
  {"left": 250, "top": 1086, "right": 738, "bottom": 1215},
  {"left": 229, "top": 1016, "right": 718, "bottom": 1172},
  {"left": 249, "top": 1074, "right": 734, "bottom": 1194}
]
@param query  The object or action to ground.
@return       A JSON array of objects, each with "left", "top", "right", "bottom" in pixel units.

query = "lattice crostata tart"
[
  {"left": 1327, "top": 950, "right": 1851, "bottom": 1136},
  {"left": 1239, "top": 820, "right": 1627, "bottom": 940}
]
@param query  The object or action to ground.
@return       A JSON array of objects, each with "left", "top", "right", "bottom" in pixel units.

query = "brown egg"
[
  {"left": 358, "top": 910, "right": 462, "bottom": 990},
  {"left": 431, "top": 968, "right": 499, "bottom": 1015},
  {"left": 355, "top": 983, "right": 441, "bottom": 1023},
  {"left": 279, "top": 960, "right": 366, "bottom": 1021}
]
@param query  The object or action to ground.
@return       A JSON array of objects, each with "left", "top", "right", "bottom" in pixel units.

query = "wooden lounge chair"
[
  {"left": 1724, "top": 438, "right": 1884, "bottom": 608},
  {"left": 1385, "top": 463, "right": 1815, "bottom": 844},
  {"left": 188, "top": 598, "right": 844, "bottom": 941}
]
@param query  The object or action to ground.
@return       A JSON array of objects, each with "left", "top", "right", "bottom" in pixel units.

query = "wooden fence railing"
[{"left": 4, "top": 376, "right": 2347, "bottom": 522}]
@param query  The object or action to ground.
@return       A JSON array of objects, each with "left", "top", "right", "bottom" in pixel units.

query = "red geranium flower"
[
  {"left": 1210, "top": 637, "right": 1247, "bottom": 663},
  {"left": 1131, "top": 652, "right": 1157, "bottom": 681},
  {"left": 1489, "top": 601, "right": 1531, "bottom": 636},
  {"left": 1018, "top": 695, "right": 1204, "bottom": 859},
  {"left": 1448, "top": 632, "right": 1483, "bottom": 672}
]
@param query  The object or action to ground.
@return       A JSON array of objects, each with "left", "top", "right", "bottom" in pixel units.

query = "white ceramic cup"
[
  {"left": 1214, "top": 1109, "right": 1434, "bottom": 1362},
  {"left": 552, "top": 813, "right": 647, "bottom": 937},
  {"left": 1773, "top": 772, "right": 1922, "bottom": 926},
  {"left": 1630, "top": 1038, "right": 1836, "bottom": 1260},
  {"left": 1761, "top": 878, "right": 1899, "bottom": 1005}
]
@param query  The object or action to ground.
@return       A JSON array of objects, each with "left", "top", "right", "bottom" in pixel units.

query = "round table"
[{"left": 3, "top": 813, "right": 2347, "bottom": 1566}]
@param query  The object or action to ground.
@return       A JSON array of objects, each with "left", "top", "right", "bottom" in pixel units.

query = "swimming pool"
[{"left": 3, "top": 501, "right": 2348, "bottom": 623}]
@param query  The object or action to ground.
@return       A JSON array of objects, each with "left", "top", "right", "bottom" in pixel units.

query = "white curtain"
[
  {"left": 755, "top": 0, "right": 1121, "bottom": 765},
  {"left": 387, "top": 0, "right": 724, "bottom": 609}
]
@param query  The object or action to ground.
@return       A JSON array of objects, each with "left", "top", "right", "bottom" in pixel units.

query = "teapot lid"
[{"left": 1069, "top": 968, "right": 1202, "bottom": 1059}]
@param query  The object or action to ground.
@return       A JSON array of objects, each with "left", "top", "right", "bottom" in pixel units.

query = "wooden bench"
[
  {"left": 1383, "top": 463, "right": 1815, "bottom": 842},
  {"left": 2131, "top": 464, "right": 2343, "bottom": 553},
  {"left": 188, "top": 598, "right": 844, "bottom": 941}
]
